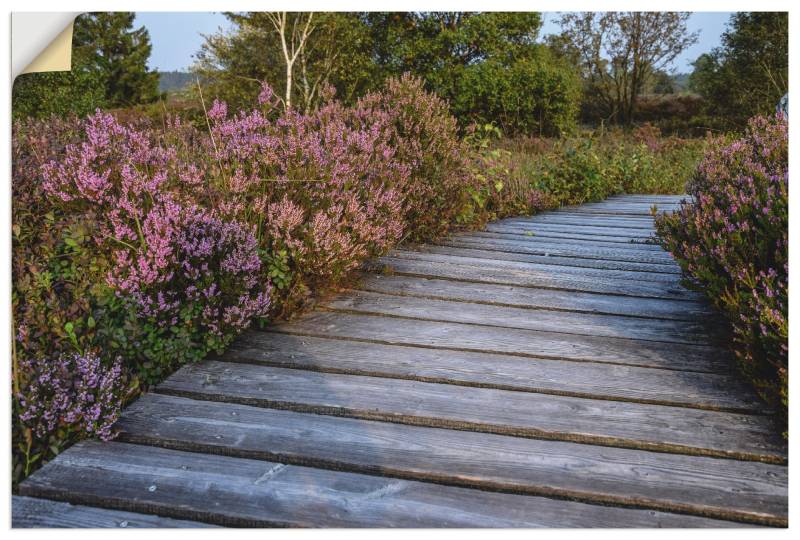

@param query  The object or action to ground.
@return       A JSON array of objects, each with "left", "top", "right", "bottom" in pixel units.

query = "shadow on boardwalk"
[{"left": 15, "top": 195, "right": 787, "bottom": 528}]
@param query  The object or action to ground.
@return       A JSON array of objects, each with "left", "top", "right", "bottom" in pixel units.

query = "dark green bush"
[{"left": 453, "top": 50, "right": 580, "bottom": 136}]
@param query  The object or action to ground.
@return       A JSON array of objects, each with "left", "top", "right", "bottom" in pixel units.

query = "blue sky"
[{"left": 135, "top": 11, "right": 733, "bottom": 73}]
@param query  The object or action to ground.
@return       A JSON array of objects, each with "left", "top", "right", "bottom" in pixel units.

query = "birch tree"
[{"left": 264, "top": 12, "right": 316, "bottom": 110}]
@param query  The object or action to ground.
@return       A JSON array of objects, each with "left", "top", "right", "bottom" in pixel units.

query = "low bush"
[
  {"left": 11, "top": 74, "right": 509, "bottom": 484},
  {"left": 496, "top": 125, "right": 705, "bottom": 206},
  {"left": 453, "top": 50, "right": 581, "bottom": 137},
  {"left": 462, "top": 123, "right": 556, "bottom": 223},
  {"left": 655, "top": 114, "right": 788, "bottom": 426}
]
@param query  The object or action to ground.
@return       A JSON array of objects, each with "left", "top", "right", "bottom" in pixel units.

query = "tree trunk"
[{"left": 285, "top": 60, "right": 293, "bottom": 110}]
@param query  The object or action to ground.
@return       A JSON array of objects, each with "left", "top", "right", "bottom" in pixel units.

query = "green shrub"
[
  {"left": 453, "top": 50, "right": 580, "bottom": 137},
  {"left": 498, "top": 126, "right": 705, "bottom": 207}
]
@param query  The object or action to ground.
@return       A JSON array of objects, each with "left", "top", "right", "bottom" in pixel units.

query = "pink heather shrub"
[
  {"left": 41, "top": 111, "right": 271, "bottom": 380},
  {"left": 106, "top": 201, "right": 271, "bottom": 353},
  {"left": 14, "top": 75, "right": 498, "bottom": 481},
  {"left": 655, "top": 114, "right": 787, "bottom": 423},
  {"left": 358, "top": 74, "right": 478, "bottom": 239},
  {"left": 16, "top": 352, "right": 125, "bottom": 449}
]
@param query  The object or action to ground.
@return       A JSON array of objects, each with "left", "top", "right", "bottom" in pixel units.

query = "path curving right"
[{"left": 16, "top": 194, "right": 787, "bottom": 528}]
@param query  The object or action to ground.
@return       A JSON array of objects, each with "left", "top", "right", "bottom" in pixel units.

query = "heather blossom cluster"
[
  {"left": 13, "top": 74, "right": 499, "bottom": 481},
  {"left": 16, "top": 352, "right": 125, "bottom": 443},
  {"left": 40, "top": 111, "right": 271, "bottom": 380},
  {"left": 655, "top": 114, "right": 788, "bottom": 420}
]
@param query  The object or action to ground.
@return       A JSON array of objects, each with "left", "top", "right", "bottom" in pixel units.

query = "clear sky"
[{"left": 135, "top": 11, "right": 734, "bottom": 73}]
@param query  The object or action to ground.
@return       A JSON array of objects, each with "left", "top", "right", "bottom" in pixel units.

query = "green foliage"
[
  {"left": 12, "top": 117, "right": 122, "bottom": 485},
  {"left": 12, "top": 70, "right": 107, "bottom": 121},
  {"left": 12, "top": 12, "right": 159, "bottom": 121},
  {"left": 158, "top": 71, "right": 194, "bottom": 93},
  {"left": 453, "top": 49, "right": 580, "bottom": 136},
  {"left": 194, "top": 12, "right": 378, "bottom": 112},
  {"left": 362, "top": 12, "right": 578, "bottom": 135},
  {"left": 689, "top": 12, "right": 788, "bottom": 129},
  {"left": 497, "top": 125, "right": 705, "bottom": 207},
  {"left": 553, "top": 12, "right": 698, "bottom": 125},
  {"left": 73, "top": 12, "right": 160, "bottom": 107},
  {"left": 462, "top": 123, "right": 554, "bottom": 223}
]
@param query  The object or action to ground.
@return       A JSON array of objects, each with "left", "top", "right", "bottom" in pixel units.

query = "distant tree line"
[
  {"left": 689, "top": 12, "right": 788, "bottom": 129},
  {"left": 13, "top": 11, "right": 788, "bottom": 135},
  {"left": 158, "top": 71, "right": 194, "bottom": 93},
  {"left": 193, "top": 12, "right": 580, "bottom": 135},
  {"left": 13, "top": 12, "right": 159, "bottom": 120}
]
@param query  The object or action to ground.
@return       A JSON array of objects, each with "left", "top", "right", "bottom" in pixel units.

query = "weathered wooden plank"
[
  {"left": 356, "top": 274, "right": 714, "bottom": 321},
  {"left": 321, "top": 289, "right": 713, "bottom": 345},
  {"left": 224, "top": 331, "right": 765, "bottom": 412},
  {"left": 375, "top": 256, "right": 697, "bottom": 300},
  {"left": 557, "top": 206, "right": 675, "bottom": 214},
  {"left": 550, "top": 211, "right": 668, "bottom": 218},
  {"left": 565, "top": 201, "right": 680, "bottom": 208},
  {"left": 526, "top": 204, "right": 665, "bottom": 214},
  {"left": 156, "top": 361, "right": 787, "bottom": 463},
  {"left": 498, "top": 221, "right": 657, "bottom": 232},
  {"left": 606, "top": 195, "right": 688, "bottom": 202},
  {"left": 12, "top": 496, "right": 216, "bottom": 528},
  {"left": 500, "top": 216, "right": 657, "bottom": 229},
  {"left": 20, "top": 441, "right": 739, "bottom": 528},
  {"left": 555, "top": 204, "right": 679, "bottom": 212},
  {"left": 411, "top": 244, "right": 681, "bottom": 274},
  {"left": 271, "top": 311, "right": 730, "bottom": 372},
  {"left": 562, "top": 199, "right": 682, "bottom": 207},
  {"left": 467, "top": 229, "right": 663, "bottom": 248},
  {"left": 391, "top": 249, "right": 682, "bottom": 284},
  {"left": 486, "top": 222, "right": 655, "bottom": 240},
  {"left": 117, "top": 394, "right": 785, "bottom": 526},
  {"left": 499, "top": 219, "right": 656, "bottom": 232},
  {"left": 438, "top": 236, "right": 676, "bottom": 265},
  {"left": 552, "top": 208, "right": 665, "bottom": 218},
  {"left": 460, "top": 231, "right": 666, "bottom": 251}
]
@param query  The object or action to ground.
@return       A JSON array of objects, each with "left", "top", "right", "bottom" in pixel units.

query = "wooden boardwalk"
[{"left": 16, "top": 194, "right": 787, "bottom": 528}]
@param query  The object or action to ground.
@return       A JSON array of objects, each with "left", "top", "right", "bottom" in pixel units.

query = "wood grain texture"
[
  {"left": 551, "top": 204, "right": 681, "bottom": 215},
  {"left": 117, "top": 393, "right": 785, "bottom": 525},
  {"left": 156, "top": 361, "right": 786, "bottom": 463},
  {"left": 390, "top": 248, "right": 683, "bottom": 283},
  {"left": 12, "top": 496, "right": 216, "bottom": 528},
  {"left": 224, "top": 331, "right": 765, "bottom": 412},
  {"left": 462, "top": 230, "right": 666, "bottom": 250},
  {"left": 480, "top": 226, "right": 658, "bottom": 245},
  {"left": 499, "top": 216, "right": 658, "bottom": 229},
  {"left": 374, "top": 256, "right": 699, "bottom": 300},
  {"left": 410, "top": 243, "right": 682, "bottom": 274},
  {"left": 20, "top": 441, "right": 740, "bottom": 528},
  {"left": 486, "top": 222, "right": 655, "bottom": 239},
  {"left": 17, "top": 194, "right": 782, "bottom": 528},
  {"left": 115, "top": 395, "right": 788, "bottom": 524},
  {"left": 270, "top": 311, "right": 731, "bottom": 372},
  {"left": 320, "top": 289, "right": 713, "bottom": 344},
  {"left": 356, "top": 273, "right": 714, "bottom": 320},
  {"left": 437, "top": 237, "right": 676, "bottom": 265}
]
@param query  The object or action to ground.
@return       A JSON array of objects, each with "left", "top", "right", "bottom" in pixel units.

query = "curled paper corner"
[{"left": 12, "top": 12, "right": 81, "bottom": 79}]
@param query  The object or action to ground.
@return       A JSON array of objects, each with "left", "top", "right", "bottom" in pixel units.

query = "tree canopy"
[
  {"left": 195, "top": 11, "right": 578, "bottom": 135},
  {"left": 689, "top": 12, "right": 788, "bottom": 128},
  {"left": 13, "top": 12, "right": 159, "bottom": 120},
  {"left": 554, "top": 12, "right": 698, "bottom": 125}
]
